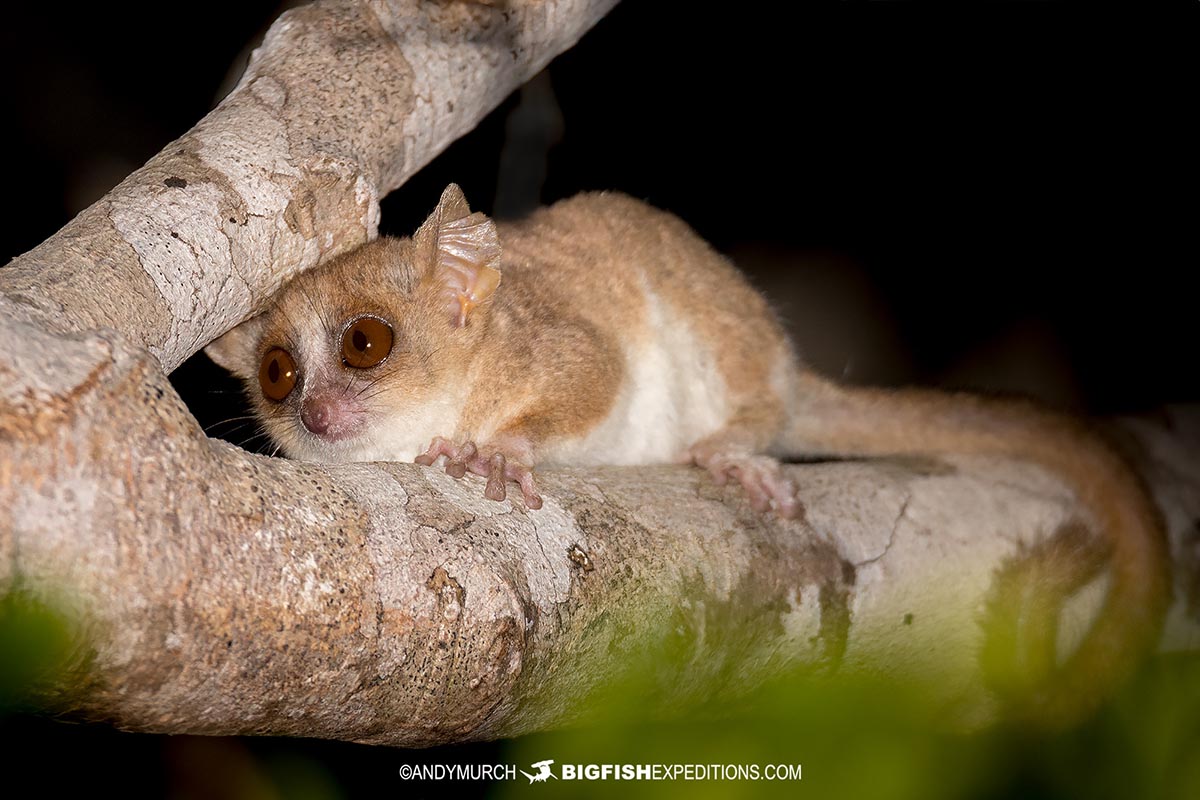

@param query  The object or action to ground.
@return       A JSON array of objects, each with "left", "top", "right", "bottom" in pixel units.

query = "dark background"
[
  {"left": 3, "top": 2, "right": 1196, "bottom": 417},
  {"left": 1, "top": 1, "right": 1196, "bottom": 797}
]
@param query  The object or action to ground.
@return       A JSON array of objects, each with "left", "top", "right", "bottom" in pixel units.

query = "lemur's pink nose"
[
  {"left": 299, "top": 393, "right": 363, "bottom": 441},
  {"left": 301, "top": 402, "right": 330, "bottom": 435}
]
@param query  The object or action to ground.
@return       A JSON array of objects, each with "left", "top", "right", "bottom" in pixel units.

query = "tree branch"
[{"left": 0, "top": 0, "right": 615, "bottom": 372}]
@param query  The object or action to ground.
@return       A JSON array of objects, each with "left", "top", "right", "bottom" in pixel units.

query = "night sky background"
[{"left": 1, "top": 1, "right": 1196, "bottom": 797}]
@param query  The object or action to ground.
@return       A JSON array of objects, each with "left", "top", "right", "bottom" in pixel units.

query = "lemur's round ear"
[
  {"left": 413, "top": 184, "right": 502, "bottom": 328},
  {"left": 205, "top": 315, "right": 266, "bottom": 381}
]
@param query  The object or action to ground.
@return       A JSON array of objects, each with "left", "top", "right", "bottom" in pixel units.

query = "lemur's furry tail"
[{"left": 783, "top": 370, "right": 1170, "bottom": 725}]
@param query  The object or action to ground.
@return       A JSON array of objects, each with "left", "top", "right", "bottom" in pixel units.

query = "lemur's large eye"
[
  {"left": 341, "top": 316, "right": 393, "bottom": 368},
  {"left": 259, "top": 348, "right": 298, "bottom": 401}
]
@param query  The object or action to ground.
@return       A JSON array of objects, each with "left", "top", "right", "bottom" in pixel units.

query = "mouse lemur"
[{"left": 208, "top": 183, "right": 1167, "bottom": 719}]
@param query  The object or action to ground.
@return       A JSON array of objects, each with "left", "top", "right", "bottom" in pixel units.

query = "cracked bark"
[{"left": 1, "top": 0, "right": 1197, "bottom": 747}]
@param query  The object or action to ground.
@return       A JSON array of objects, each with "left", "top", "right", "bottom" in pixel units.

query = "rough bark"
[
  {"left": 0, "top": 0, "right": 615, "bottom": 373},
  {"left": 0, "top": 0, "right": 1196, "bottom": 747}
]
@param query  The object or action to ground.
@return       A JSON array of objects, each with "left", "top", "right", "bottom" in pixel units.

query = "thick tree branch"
[
  {"left": 0, "top": 0, "right": 615, "bottom": 372},
  {"left": 0, "top": 0, "right": 1196, "bottom": 748}
]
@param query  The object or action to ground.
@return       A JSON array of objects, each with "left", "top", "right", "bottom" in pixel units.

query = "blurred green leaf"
[
  {"left": 496, "top": 652, "right": 1200, "bottom": 800},
  {"left": 263, "top": 752, "right": 345, "bottom": 800},
  {"left": 0, "top": 587, "right": 76, "bottom": 712}
]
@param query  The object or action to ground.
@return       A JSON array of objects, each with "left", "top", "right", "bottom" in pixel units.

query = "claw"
[
  {"left": 415, "top": 435, "right": 456, "bottom": 467},
  {"left": 691, "top": 447, "right": 801, "bottom": 519},
  {"left": 446, "top": 441, "right": 476, "bottom": 478},
  {"left": 513, "top": 467, "right": 543, "bottom": 510},
  {"left": 415, "top": 436, "right": 542, "bottom": 510},
  {"left": 484, "top": 453, "right": 508, "bottom": 501}
]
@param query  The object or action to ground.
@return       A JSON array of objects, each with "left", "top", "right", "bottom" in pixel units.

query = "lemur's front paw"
[
  {"left": 415, "top": 437, "right": 543, "bottom": 510},
  {"left": 414, "top": 436, "right": 476, "bottom": 477},
  {"left": 690, "top": 447, "right": 802, "bottom": 519}
]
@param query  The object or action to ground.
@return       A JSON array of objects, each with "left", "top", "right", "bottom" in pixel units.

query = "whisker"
[
  {"left": 212, "top": 422, "right": 256, "bottom": 441},
  {"left": 273, "top": 299, "right": 308, "bottom": 363},
  {"left": 297, "top": 277, "right": 337, "bottom": 333},
  {"left": 356, "top": 385, "right": 396, "bottom": 403},
  {"left": 354, "top": 373, "right": 387, "bottom": 399},
  {"left": 237, "top": 423, "right": 271, "bottom": 449},
  {"left": 204, "top": 415, "right": 259, "bottom": 433}
]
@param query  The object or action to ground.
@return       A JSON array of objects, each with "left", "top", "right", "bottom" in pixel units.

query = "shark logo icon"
[{"left": 519, "top": 759, "right": 557, "bottom": 783}]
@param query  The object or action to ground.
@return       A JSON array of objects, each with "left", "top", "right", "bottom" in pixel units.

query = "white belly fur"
[
  {"left": 544, "top": 280, "right": 730, "bottom": 466},
  {"left": 367, "top": 395, "right": 463, "bottom": 462}
]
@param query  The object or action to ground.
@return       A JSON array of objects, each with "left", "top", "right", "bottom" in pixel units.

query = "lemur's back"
[{"left": 497, "top": 192, "right": 797, "bottom": 465}]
